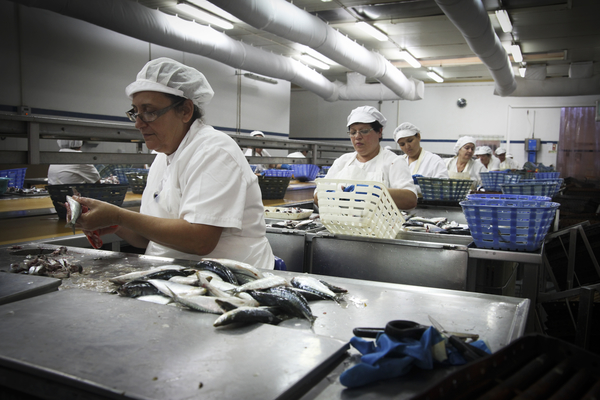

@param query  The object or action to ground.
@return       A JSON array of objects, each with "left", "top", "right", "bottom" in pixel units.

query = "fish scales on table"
[
  {"left": 195, "top": 260, "right": 238, "bottom": 285},
  {"left": 213, "top": 306, "right": 282, "bottom": 327}
]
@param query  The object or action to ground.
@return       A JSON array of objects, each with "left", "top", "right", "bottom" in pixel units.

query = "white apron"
[{"left": 336, "top": 148, "right": 387, "bottom": 185}]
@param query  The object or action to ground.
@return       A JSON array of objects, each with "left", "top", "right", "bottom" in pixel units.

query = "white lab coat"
[
  {"left": 445, "top": 157, "right": 488, "bottom": 189},
  {"left": 141, "top": 121, "right": 274, "bottom": 270},
  {"left": 499, "top": 158, "right": 520, "bottom": 170},
  {"left": 321, "top": 146, "right": 417, "bottom": 199},
  {"left": 47, "top": 149, "right": 101, "bottom": 185},
  {"left": 244, "top": 148, "right": 273, "bottom": 173},
  {"left": 400, "top": 150, "right": 449, "bottom": 195}
]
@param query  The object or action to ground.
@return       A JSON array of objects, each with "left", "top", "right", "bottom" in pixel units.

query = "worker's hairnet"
[
  {"left": 57, "top": 140, "right": 83, "bottom": 149},
  {"left": 453, "top": 136, "right": 476, "bottom": 155},
  {"left": 495, "top": 147, "right": 506, "bottom": 155},
  {"left": 474, "top": 146, "right": 493, "bottom": 156},
  {"left": 347, "top": 106, "right": 387, "bottom": 128},
  {"left": 393, "top": 122, "right": 420, "bottom": 142},
  {"left": 250, "top": 131, "right": 265, "bottom": 137},
  {"left": 125, "top": 57, "right": 214, "bottom": 107},
  {"left": 506, "top": 153, "right": 514, "bottom": 158}
]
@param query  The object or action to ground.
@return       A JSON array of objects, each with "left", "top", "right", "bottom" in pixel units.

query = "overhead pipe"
[
  {"left": 7, "top": 0, "right": 409, "bottom": 102},
  {"left": 208, "top": 0, "right": 424, "bottom": 101},
  {"left": 434, "top": 0, "right": 517, "bottom": 96}
]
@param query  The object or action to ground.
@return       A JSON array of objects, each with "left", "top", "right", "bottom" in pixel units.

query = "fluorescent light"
[
  {"left": 240, "top": 72, "right": 278, "bottom": 84},
  {"left": 186, "top": 0, "right": 241, "bottom": 23},
  {"left": 495, "top": 10, "right": 513, "bottom": 33},
  {"left": 302, "top": 47, "right": 336, "bottom": 66},
  {"left": 511, "top": 44, "right": 523, "bottom": 62},
  {"left": 399, "top": 51, "right": 421, "bottom": 68},
  {"left": 356, "top": 22, "right": 388, "bottom": 42},
  {"left": 300, "top": 54, "right": 330, "bottom": 70},
  {"left": 176, "top": 2, "right": 234, "bottom": 30},
  {"left": 427, "top": 70, "right": 444, "bottom": 83}
]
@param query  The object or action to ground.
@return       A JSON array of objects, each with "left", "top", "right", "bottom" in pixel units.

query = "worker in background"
[
  {"left": 287, "top": 150, "right": 308, "bottom": 158},
  {"left": 393, "top": 122, "right": 449, "bottom": 194},
  {"left": 446, "top": 136, "right": 488, "bottom": 189},
  {"left": 314, "top": 106, "right": 417, "bottom": 210},
  {"left": 474, "top": 146, "right": 500, "bottom": 171},
  {"left": 47, "top": 140, "right": 101, "bottom": 185},
  {"left": 244, "top": 131, "right": 277, "bottom": 172},
  {"left": 496, "top": 147, "right": 520, "bottom": 170},
  {"left": 72, "top": 57, "right": 274, "bottom": 269}
]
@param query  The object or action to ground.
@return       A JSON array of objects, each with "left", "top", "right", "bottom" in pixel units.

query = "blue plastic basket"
[
  {"left": 114, "top": 168, "right": 149, "bottom": 185},
  {"left": 480, "top": 171, "right": 521, "bottom": 191},
  {"left": 416, "top": 177, "right": 472, "bottom": 201},
  {"left": 0, "top": 168, "right": 27, "bottom": 189},
  {"left": 460, "top": 195, "right": 560, "bottom": 252},
  {"left": 535, "top": 172, "right": 560, "bottom": 179},
  {"left": 467, "top": 193, "right": 551, "bottom": 202},
  {"left": 291, "top": 164, "right": 319, "bottom": 181},
  {"left": 500, "top": 179, "right": 562, "bottom": 198},
  {"left": 264, "top": 169, "right": 293, "bottom": 178}
]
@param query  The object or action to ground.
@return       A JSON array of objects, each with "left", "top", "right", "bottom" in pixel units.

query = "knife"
[
  {"left": 427, "top": 315, "right": 480, "bottom": 340},
  {"left": 428, "top": 315, "right": 489, "bottom": 361}
]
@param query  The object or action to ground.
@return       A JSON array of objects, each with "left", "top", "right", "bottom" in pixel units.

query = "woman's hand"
[{"left": 73, "top": 196, "right": 122, "bottom": 232}]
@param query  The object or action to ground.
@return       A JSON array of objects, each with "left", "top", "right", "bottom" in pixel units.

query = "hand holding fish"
[{"left": 72, "top": 196, "right": 122, "bottom": 232}]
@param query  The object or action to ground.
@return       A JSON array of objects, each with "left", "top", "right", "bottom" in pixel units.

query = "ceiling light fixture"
[
  {"left": 356, "top": 22, "right": 388, "bottom": 42},
  {"left": 399, "top": 51, "right": 421, "bottom": 68},
  {"left": 495, "top": 10, "right": 513, "bottom": 33},
  {"left": 511, "top": 43, "right": 523, "bottom": 63},
  {"left": 300, "top": 54, "right": 330, "bottom": 70},
  {"left": 427, "top": 70, "right": 444, "bottom": 83},
  {"left": 236, "top": 71, "right": 278, "bottom": 84},
  {"left": 176, "top": 2, "right": 234, "bottom": 30}
]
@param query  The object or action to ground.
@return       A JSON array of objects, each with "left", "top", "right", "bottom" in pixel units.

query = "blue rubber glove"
[{"left": 343, "top": 185, "right": 355, "bottom": 192}]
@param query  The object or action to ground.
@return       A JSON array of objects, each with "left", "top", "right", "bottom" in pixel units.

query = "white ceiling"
[{"left": 139, "top": 0, "right": 600, "bottom": 92}]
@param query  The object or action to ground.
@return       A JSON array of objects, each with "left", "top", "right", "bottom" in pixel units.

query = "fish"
[
  {"left": 319, "top": 279, "right": 348, "bottom": 293},
  {"left": 109, "top": 265, "right": 187, "bottom": 285},
  {"left": 64, "top": 195, "right": 82, "bottom": 234},
  {"left": 248, "top": 287, "right": 316, "bottom": 324},
  {"left": 137, "top": 295, "right": 173, "bottom": 305},
  {"left": 195, "top": 260, "right": 238, "bottom": 285},
  {"left": 117, "top": 280, "right": 161, "bottom": 298},
  {"left": 141, "top": 269, "right": 189, "bottom": 281},
  {"left": 146, "top": 279, "right": 207, "bottom": 298},
  {"left": 171, "top": 293, "right": 226, "bottom": 314},
  {"left": 230, "top": 275, "right": 290, "bottom": 294},
  {"left": 290, "top": 275, "right": 340, "bottom": 302},
  {"left": 202, "top": 258, "right": 265, "bottom": 281},
  {"left": 213, "top": 306, "right": 282, "bottom": 327}
]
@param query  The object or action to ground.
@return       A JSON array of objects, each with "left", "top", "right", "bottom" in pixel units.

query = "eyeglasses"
[
  {"left": 348, "top": 128, "right": 374, "bottom": 137},
  {"left": 126, "top": 100, "right": 184, "bottom": 123}
]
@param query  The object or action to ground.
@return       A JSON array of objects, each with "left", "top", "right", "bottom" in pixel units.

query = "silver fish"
[
  {"left": 169, "top": 292, "right": 225, "bottom": 314},
  {"left": 213, "top": 306, "right": 282, "bottom": 327},
  {"left": 147, "top": 279, "right": 207, "bottom": 298},
  {"left": 137, "top": 295, "right": 173, "bottom": 305},
  {"left": 64, "top": 195, "right": 82, "bottom": 234},
  {"left": 231, "top": 275, "right": 290, "bottom": 294},
  {"left": 202, "top": 258, "right": 265, "bottom": 281},
  {"left": 248, "top": 287, "right": 316, "bottom": 324},
  {"left": 290, "top": 276, "right": 339, "bottom": 302},
  {"left": 109, "top": 265, "right": 187, "bottom": 285}
]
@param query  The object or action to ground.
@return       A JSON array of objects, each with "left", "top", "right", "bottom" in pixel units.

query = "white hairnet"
[
  {"left": 125, "top": 57, "right": 214, "bottom": 107},
  {"left": 506, "top": 153, "right": 514, "bottom": 158},
  {"left": 495, "top": 147, "right": 506, "bottom": 155},
  {"left": 453, "top": 136, "right": 476, "bottom": 155},
  {"left": 347, "top": 106, "right": 387, "bottom": 128},
  {"left": 57, "top": 140, "right": 83, "bottom": 149},
  {"left": 393, "top": 122, "right": 420, "bottom": 142},
  {"left": 250, "top": 131, "right": 265, "bottom": 137},
  {"left": 475, "top": 146, "right": 493, "bottom": 156}
]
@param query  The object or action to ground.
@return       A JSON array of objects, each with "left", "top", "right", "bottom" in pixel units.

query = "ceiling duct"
[
  {"left": 434, "top": 0, "right": 517, "bottom": 96},
  {"left": 8, "top": 0, "right": 412, "bottom": 102},
  {"left": 207, "top": 0, "right": 424, "bottom": 101}
]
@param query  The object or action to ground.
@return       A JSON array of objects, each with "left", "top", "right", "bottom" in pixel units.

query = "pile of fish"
[
  {"left": 111, "top": 258, "right": 347, "bottom": 328},
  {"left": 267, "top": 219, "right": 320, "bottom": 230},
  {"left": 9, "top": 246, "right": 83, "bottom": 278},
  {"left": 401, "top": 215, "right": 471, "bottom": 235}
]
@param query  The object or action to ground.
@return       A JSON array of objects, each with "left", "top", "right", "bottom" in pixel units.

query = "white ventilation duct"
[
  {"left": 8, "top": 0, "right": 418, "bottom": 102},
  {"left": 207, "top": 0, "right": 424, "bottom": 101},
  {"left": 434, "top": 0, "right": 517, "bottom": 96}
]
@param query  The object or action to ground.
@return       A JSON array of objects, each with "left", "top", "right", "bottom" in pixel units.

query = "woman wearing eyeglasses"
[
  {"left": 71, "top": 58, "right": 274, "bottom": 269},
  {"left": 314, "top": 106, "right": 417, "bottom": 210}
]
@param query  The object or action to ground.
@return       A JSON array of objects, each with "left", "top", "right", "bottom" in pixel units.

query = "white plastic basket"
[{"left": 315, "top": 178, "right": 405, "bottom": 239}]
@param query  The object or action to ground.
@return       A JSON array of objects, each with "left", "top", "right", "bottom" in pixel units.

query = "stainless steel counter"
[
  {"left": 0, "top": 243, "right": 529, "bottom": 399},
  {"left": 0, "top": 272, "right": 61, "bottom": 305}
]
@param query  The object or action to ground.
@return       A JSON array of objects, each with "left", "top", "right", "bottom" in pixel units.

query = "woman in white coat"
[
  {"left": 47, "top": 140, "right": 101, "bottom": 185},
  {"left": 393, "top": 122, "right": 449, "bottom": 194},
  {"left": 475, "top": 146, "right": 501, "bottom": 171},
  {"left": 445, "top": 136, "right": 488, "bottom": 189},
  {"left": 314, "top": 106, "right": 417, "bottom": 210},
  {"left": 72, "top": 58, "right": 274, "bottom": 269}
]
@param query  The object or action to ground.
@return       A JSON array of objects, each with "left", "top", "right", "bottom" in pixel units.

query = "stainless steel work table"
[{"left": 0, "top": 243, "right": 529, "bottom": 399}]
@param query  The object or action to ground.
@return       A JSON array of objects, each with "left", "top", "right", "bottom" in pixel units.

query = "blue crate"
[
  {"left": 0, "top": 168, "right": 27, "bottom": 189},
  {"left": 460, "top": 195, "right": 560, "bottom": 252},
  {"left": 264, "top": 169, "right": 293, "bottom": 178},
  {"left": 535, "top": 172, "right": 560, "bottom": 179},
  {"left": 291, "top": 164, "right": 319, "bottom": 181},
  {"left": 467, "top": 193, "right": 551, "bottom": 202},
  {"left": 480, "top": 171, "right": 521, "bottom": 191},
  {"left": 500, "top": 179, "right": 562, "bottom": 198},
  {"left": 416, "top": 177, "right": 472, "bottom": 201}
]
